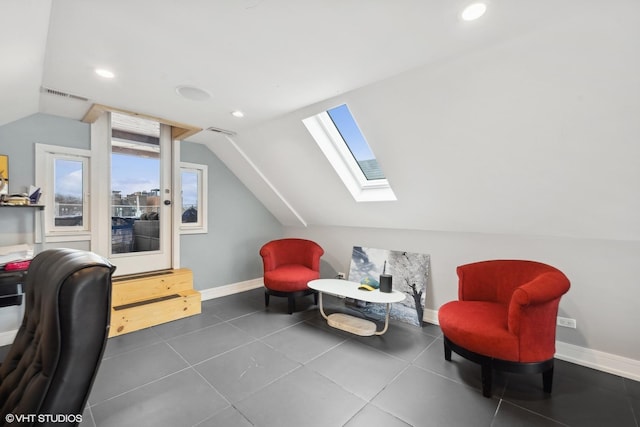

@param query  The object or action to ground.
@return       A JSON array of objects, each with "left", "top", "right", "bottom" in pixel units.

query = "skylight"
[
  {"left": 303, "top": 104, "right": 396, "bottom": 202},
  {"left": 326, "top": 104, "right": 385, "bottom": 181}
]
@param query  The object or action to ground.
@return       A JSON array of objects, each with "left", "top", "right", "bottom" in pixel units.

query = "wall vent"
[
  {"left": 40, "top": 86, "right": 89, "bottom": 102},
  {"left": 206, "top": 126, "right": 236, "bottom": 136}
]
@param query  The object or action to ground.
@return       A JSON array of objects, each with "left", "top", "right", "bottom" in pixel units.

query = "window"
[
  {"left": 110, "top": 114, "right": 162, "bottom": 254},
  {"left": 302, "top": 104, "right": 396, "bottom": 202},
  {"left": 179, "top": 162, "right": 207, "bottom": 233},
  {"left": 54, "top": 158, "right": 86, "bottom": 226},
  {"left": 327, "top": 104, "right": 386, "bottom": 181},
  {"left": 35, "top": 144, "right": 91, "bottom": 241}
]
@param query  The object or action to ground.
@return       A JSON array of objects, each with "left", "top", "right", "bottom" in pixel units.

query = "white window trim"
[
  {"left": 179, "top": 161, "right": 208, "bottom": 234},
  {"left": 35, "top": 143, "right": 92, "bottom": 241},
  {"left": 302, "top": 112, "right": 396, "bottom": 202}
]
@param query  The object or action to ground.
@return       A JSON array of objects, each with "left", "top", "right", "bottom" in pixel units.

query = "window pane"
[
  {"left": 327, "top": 104, "right": 385, "bottom": 180},
  {"left": 111, "top": 148, "right": 160, "bottom": 254},
  {"left": 54, "top": 159, "right": 84, "bottom": 226},
  {"left": 181, "top": 170, "right": 199, "bottom": 223},
  {"left": 111, "top": 113, "right": 161, "bottom": 254},
  {"left": 180, "top": 163, "right": 207, "bottom": 233}
]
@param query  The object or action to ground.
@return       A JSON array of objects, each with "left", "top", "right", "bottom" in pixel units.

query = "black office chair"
[{"left": 0, "top": 249, "right": 115, "bottom": 426}]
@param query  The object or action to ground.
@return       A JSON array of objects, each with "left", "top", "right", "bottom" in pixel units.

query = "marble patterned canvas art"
[{"left": 348, "top": 246, "right": 430, "bottom": 327}]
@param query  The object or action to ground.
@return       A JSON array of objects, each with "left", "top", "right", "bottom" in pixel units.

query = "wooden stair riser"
[
  {"left": 112, "top": 268, "right": 193, "bottom": 306},
  {"left": 109, "top": 268, "right": 201, "bottom": 337}
]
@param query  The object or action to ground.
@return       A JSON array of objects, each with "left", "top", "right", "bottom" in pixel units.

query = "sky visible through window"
[
  {"left": 54, "top": 154, "right": 198, "bottom": 205},
  {"left": 111, "top": 153, "right": 159, "bottom": 197},
  {"left": 327, "top": 104, "right": 385, "bottom": 180},
  {"left": 181, "top": 170, "right": 198, "bottom": 207},
  {"left": 54, "top": 158, "right": 83, "bottom": 222},
  {"left": 54, "top": 159, "right": 83, "bottom": 197}
]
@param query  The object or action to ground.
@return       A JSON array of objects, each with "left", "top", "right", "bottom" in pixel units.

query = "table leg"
[
  {"left": 374, "top": 303, "right": 392, "bottom": 335},
  {"left": 318, "top": 292, "right": 328, "bottom": 320}
]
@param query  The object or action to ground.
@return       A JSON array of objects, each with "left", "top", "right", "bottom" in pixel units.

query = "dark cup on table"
[{"left": 379, "top": 274, "right": 392, "bottom": 293}]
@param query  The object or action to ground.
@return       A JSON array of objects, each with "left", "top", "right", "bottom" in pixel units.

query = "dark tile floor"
[{"left": 2, "top": 288, "right": 639, "bottom": 426}]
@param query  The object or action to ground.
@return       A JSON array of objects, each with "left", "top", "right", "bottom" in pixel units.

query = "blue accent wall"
[
  {"left": 0, "top": 113, "right": 89, "bottom": 246},
  {"left": 0, "top": 114, "right": 281, "bottom": 289},
  {"left": 180, "top": 141, "right": 282, "bottom": 289}
]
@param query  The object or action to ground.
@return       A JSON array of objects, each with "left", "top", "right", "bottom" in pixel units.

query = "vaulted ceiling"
[
  {"left": 2, "top": 0, "right": 639, "bottom": 240},
  {"left": 2, "top": 0, "right": 581, "bottom": 133}
]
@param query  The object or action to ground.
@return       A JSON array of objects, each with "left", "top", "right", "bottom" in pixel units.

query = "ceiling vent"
[
  {"left": 206, "top": 126, "right": 236, "bottom": 136},
  {"left": 40, "top": 86, "right": 89, "bottom": 102}
]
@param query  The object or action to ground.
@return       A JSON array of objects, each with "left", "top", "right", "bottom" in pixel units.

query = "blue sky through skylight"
[
  {"left": 327, "top": 104, "right": 374, "bottom": 160},
  {"left": 327, "top": 104, "right": 385, "bottom": 180}
]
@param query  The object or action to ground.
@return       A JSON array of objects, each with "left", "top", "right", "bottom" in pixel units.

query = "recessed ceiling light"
[
  {"left": 231, "top": 110, "right": 245, "bottom": 118},
  {"left": 175, "top": 85, "right": 211, "bottom": 101},
  {"left": 95, "top": 68, "right": 115, "bottom": 79},
  {"left": 461, "top": 3, "right": 487, "bottom": 21}
]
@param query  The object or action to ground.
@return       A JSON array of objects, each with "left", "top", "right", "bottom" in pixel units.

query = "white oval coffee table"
[{"left": 308, "top": 278, "right": 406, "bottom": 336}]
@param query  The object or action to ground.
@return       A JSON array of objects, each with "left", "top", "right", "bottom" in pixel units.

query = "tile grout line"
[{"left": 87, "top": 365, "right": 194, "bottom": 409}]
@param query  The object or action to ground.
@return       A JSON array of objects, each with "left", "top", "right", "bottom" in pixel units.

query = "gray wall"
[
  {"left": 0, "top": 113, "right": 91, "bottom": 333},
  {"left": 0, "top": 114, "right": 283, "bottom": 335},
  {"left": 180, "top": 141, "right": 282, "bottom": 289},
  {"left": 0, "top": 113, "right": 90, "bottom": 246},
  {"left": 285, "top": 225, "right": 640, "bottom": 365}
]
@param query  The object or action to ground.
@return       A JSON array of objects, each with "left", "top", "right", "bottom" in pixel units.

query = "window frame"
[
  {"left": 35, "top": 143, "right": 92, "bottom": 242},
  {"left": 179, "top": 161, "right": 208, "bottom": 234},
  {"left": 302, "top": 106, "right": 396, "bottom": 202}
]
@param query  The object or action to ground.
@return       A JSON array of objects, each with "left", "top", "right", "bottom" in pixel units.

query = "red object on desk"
[{"left": 4, "top": 260, "right": 31, "bottom": 271}]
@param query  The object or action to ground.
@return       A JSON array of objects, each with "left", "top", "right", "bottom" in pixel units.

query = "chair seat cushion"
[
  {"left": 438, "top": 301, "right": 519, "bottom": 361},
  {"left": 263, "top": 264, "right": 320, "bottom": 292}
]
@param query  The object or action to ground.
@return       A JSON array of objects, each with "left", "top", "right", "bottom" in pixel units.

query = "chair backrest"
[
  {"left": 0, "top": 248, "right": 114, "bottom": 423},
  {"left": 456, "top": 260, "right": 569, "bottom": 361},
  {"left": 260, "top": 238, "right": 324, "bottom": 271},
  {"left": 457, "top": 260, "right": 567, "bottom": 305}
]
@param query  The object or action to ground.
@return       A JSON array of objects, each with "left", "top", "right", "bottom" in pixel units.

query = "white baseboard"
[
  {"left": 555, "top": 341, "right": 640, "bottom": 382},
  {"left": 199, "top": 277, "right": 264, "bottom": 301},
  {"left": 0, "top": 278, "right": 265, "bottom": 348},
  {"left": 422, "top": 308, "right": 640, "bottom": 382},
  {"left": 4, "top": 286, "right": 639, "bottom": 383},
  {"left": 423, "top": 308, "right": 439, "bottom": 325}
]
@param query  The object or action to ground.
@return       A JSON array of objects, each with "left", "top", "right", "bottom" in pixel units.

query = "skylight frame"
[{"left": 303, "top": 105, "right": 396, "bottom": 202}]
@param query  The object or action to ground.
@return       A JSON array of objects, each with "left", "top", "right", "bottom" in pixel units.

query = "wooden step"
[
  {"left": 112, "top": 268, "right": 194, "bottom": 306},
  {"left": 109, "top": 268, "right": 201, "bottom": 337}
]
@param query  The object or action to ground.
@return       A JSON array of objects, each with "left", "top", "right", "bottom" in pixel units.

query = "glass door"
[{"left": 107, "top": 113, "right": 172, "bottom": 275}]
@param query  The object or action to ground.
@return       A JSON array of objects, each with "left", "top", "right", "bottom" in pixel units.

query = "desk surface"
[{"left": 308, "top": 278, "right": 406, "bottom": 304}]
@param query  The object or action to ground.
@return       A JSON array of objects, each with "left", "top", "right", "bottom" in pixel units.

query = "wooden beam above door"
[{"left": 82, "top": 104, "right": 202, "bottom": 140}]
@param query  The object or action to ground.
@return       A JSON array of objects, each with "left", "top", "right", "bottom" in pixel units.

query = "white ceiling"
[
  {"left": 2, "top": 0, "right": 583, "bottom": 135},
  {"left": 3, "top": 0, "right": 639, "bottom": 240},
  {"left": 0, "top": 0, "right": 51, "bottom": 126}
]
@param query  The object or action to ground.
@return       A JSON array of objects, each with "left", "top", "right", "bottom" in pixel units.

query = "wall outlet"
[
  {"left": 336, "top": 272, "right": 345, "bottom": 279},
  {"left": 557, "top": 316, "right": 577, "bottom": 329}
]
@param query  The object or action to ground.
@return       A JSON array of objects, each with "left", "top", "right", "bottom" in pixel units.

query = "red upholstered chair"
[
  {"left": 260, "top": 238, "right": 324, "bottom": 314},
  {"left": 438, "top": 260, "right": 570, "bottom": 397}
]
